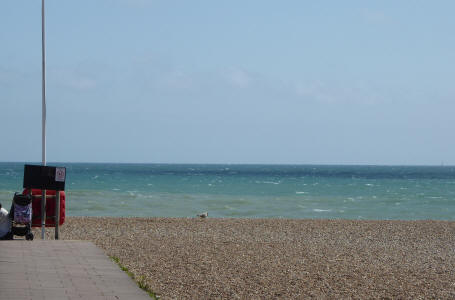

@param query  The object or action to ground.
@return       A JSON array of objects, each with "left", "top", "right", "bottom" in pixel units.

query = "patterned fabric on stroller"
[
  {"left": 13, "top": 199, "right": 32, "bottom": 224},
  {"left": 9, "top": 192, "right": 34, "bottom": 240}
]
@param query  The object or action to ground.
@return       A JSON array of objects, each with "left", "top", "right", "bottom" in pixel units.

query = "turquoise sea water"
[{"left": 1, "top": 162, "right": 455, "bottom": 220}]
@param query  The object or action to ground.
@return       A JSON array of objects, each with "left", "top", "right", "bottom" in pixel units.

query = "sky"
[{"left": 1, "top": 0, "right": 454, "bottom": 165}]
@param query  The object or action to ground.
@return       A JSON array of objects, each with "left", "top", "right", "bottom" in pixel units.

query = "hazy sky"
[{"left": 1, "top": 1, "right": 454, "bottom": 165}]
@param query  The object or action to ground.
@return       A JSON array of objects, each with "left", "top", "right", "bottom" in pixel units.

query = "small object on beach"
[{"left": 197, "top": 212, "right": 208, "bottom": 218}]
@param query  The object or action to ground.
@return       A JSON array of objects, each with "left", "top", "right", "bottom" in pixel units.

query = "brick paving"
[{"left": 0, "top": 240, "right": 151, "bottom": 300}]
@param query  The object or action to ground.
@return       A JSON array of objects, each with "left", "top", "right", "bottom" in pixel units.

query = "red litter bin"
[{"left": 23, "top": 189, "right": 65, "bottom": 227}]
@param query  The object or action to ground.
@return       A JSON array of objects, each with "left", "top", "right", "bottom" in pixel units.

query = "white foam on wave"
[
  {"left": 296, "top": 191, "right": 307, "bottom": 194},
  {"left": 264, "top": 181, "right": 280, "bottom": 185},
  {"left": 313, "top": 209, "right": 331, "bottom": 212},
  {"left": 127, "top": 191, "right": 137, "bottom": 197}
]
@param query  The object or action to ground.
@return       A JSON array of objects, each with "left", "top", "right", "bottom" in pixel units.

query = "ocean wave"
[{"left": 256, "top": 181, "right": 281, "bottom": 185}]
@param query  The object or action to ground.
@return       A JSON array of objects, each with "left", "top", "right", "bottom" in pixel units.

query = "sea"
[{"left": 1, "top": 162, "right": 455, "bottom": 220}]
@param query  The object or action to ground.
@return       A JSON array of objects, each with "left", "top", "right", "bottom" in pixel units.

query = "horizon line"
[{"left": 1, "top": 161, "right": 453, "bottom": 167}]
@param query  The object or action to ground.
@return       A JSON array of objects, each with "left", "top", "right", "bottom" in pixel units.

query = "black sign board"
[{"left": 23, "top": 165, "right": 66, "bottom": 191}]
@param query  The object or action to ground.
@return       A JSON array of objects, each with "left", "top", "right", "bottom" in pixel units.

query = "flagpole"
[
  {"left": 41, "top": 0, "right": 47, "bottom": 239},
  {"left": 42, "top": 0, "right": 46, "bottom": 167}
]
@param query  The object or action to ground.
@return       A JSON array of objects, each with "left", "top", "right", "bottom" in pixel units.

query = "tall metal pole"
[
  {"left": 42, "top": 0, "right": 46, "bottom": 166},
  {"left": 41, "top": 0, "right": 47, "bottom": 240}
]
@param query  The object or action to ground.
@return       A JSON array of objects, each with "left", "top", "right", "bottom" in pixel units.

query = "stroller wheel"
[{"left": 25, "top": 233, "right": 34, "bottom": 241}]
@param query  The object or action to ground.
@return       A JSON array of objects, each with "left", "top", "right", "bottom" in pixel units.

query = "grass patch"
[{"left": 110, "top": 256, "right": 160, "bottom": 299}]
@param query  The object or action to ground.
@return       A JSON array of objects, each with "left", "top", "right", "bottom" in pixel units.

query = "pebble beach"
[{"left": 33, "top": 217, "right": 455, "bottom": 299}]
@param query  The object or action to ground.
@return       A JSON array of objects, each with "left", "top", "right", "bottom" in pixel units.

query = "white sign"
[{"left": 55, "top": 167, "right": 66, "bottom": 182}]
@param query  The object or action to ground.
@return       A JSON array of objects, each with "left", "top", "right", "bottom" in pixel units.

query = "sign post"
[{"left": 54, "top": 167, "right": 65, "bottom": 239}]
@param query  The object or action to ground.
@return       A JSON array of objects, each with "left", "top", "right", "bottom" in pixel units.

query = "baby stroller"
[{"left": 9, "top": 192, "right": 34, "bottom": 240}]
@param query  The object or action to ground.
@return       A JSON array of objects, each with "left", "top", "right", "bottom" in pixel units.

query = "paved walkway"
[{"left": 0, "top": 240, "right": 151, "bottom": 300}]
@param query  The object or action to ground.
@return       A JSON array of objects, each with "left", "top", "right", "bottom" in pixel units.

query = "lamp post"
[{"left": 41, "top": 0, "right": 47, "bottom": 239}]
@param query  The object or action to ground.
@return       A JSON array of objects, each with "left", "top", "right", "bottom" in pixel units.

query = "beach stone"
[{"left": 33, "top": 217, "right": 455, "bottom": 299}]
